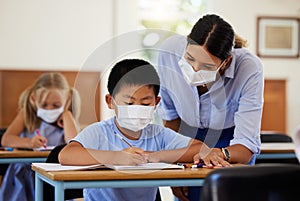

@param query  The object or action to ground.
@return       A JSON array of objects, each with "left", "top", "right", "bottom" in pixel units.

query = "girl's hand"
[
  {"left": 56, "top": 110, "right": 72, "bottom": 128},
  {"left": 57, "top": 93, "right": 72, "bottom": 128},
  {"left": 193, "top": 148, "right": 231, "bottom": 168},
  {"left": 30, "top": 135, "right": 47, "bottom": 148}
]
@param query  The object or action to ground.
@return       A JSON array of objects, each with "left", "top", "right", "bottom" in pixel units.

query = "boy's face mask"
[
  {"left": 178, "top": 57, "right": 221, "bottom": 87},
  {"left": 37, "top": 105, "right": 64, "bottom": 123},
  {"left": 114, "top": 102, "right": 155, "bottom": 132}
]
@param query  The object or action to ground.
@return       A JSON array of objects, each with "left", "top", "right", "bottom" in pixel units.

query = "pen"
[
  {"left": 35, "top": 129, "right": 46, "bottom": 148},
  {"left": 191, "top": 164, "right": 204, "bottom": 169},
  {"left": 114, "top": 132, "right": 133, "bottom": 148},
  {"left": 0, "top": 147, "right": 13, "bottom": 151},
  {"left": 177, "top": 163, "right": 188, "bottom": 168}
]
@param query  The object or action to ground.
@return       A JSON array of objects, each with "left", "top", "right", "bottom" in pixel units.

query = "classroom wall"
[
  {"left": 0, "top": 0, "right": 113, "bottom": 70},
  {"left": 0, "top": 0, "right": 300, "bottom": 135},
  {"left": 207, "top": 0, "right": 300, "bottom": 135}
]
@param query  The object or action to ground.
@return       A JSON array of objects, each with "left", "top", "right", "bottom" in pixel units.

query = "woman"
[{"left": 156, "top": 14, "right": 264, "bottom": 201}]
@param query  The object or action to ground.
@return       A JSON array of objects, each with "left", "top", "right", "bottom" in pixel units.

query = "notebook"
[{"left": 32, "top": 162, "right": 184, "bottom": 171}]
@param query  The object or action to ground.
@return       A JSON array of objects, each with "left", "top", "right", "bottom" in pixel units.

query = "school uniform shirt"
[
  {"left": 0, "top": 121, "right": 65, "bottom": 201},
  {"left": 72, "top": 117, "right": 192, "bottom": 201},
  {"left": 156, "top": 34, "right": 264, "bottom": 155}
]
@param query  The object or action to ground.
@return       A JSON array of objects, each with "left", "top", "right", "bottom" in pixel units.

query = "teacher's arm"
[{"left": 163, "top": 117, "right": 181, "bottom": 132}]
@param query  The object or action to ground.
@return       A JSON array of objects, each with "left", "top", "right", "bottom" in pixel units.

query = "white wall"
[
  {"left": 207, "top": 0, "right": 300, "bottom": 135},
  {"left": 0, "top": 0, "right": 113, "bottom": 70},
  {"left": 1, "top": 0, "right": 300, "bottom": 135}
]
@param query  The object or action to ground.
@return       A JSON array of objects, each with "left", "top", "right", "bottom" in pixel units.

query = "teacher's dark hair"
[{"left": 188, "top": 14, "right": 247, "bottom": 61}]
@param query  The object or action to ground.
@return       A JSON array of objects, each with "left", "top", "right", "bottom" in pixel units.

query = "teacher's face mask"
[
  {"left": 178, "top": 57, "right": 221, "bottom": 87},
  {"left": 37, "top": 105, "right": 64, "bottom": 123},
  {"left": 115, "top": 103, "right": 154, "bottom": 132}
]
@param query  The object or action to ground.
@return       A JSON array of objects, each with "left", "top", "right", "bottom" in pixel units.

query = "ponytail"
[
  {"left": 19, "top": 87, "right": 41, "bottom": 133},
  {"left": 68, "top": 88, "right": 81, "bottom": 122},
  {"left": 234, "top": 34, "right": 248, "bottom": 48}
]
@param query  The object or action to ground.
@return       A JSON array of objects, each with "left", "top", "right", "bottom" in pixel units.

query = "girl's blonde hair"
[
  {"left": 19, "top": 72, "right": 81, "bottom": 133},
  {"left": 234, "top": 34, "right": 248, "bottom": 48}
]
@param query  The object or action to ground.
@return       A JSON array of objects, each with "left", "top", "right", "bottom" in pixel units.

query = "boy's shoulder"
[
  {"left": 144, "top": 123, "right": 177, "bottom": 135},
  {"left": 82, "top": 118, "right": 114, "bottom": 132}
]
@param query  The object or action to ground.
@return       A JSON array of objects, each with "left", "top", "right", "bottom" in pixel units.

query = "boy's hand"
[
  {"left": 124, "top": 147, "right": 144, "bottom": 155},
  {"left": 143, "top": 152, "right": 160, "bottom": 163},
  {"left": 111, "top": 149, "right": 147, "bottom": 165},
  {"left": 30, "top": 135, "right": 47, "bottom": 148}
]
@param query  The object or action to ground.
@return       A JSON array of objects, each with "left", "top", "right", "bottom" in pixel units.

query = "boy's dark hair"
[{"left": 107, "top": 59, "right": 160, "bottom": 97}]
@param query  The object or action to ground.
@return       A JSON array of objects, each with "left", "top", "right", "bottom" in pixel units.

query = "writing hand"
[
  {"left": 107, "top": 150, "right": 147, "bottom": 165},
  {"left": 31, "top": 135, "right": 47, "bottom": 148}
]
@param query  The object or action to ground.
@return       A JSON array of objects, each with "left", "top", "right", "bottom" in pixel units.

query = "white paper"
[
  {"left": 107, "top": 162, "right": 185, "bottom": 170},
  {"left": 33, "top": 146, "right": 56, "bottom": 151},
  {"left": 32, "top": 162, "right": 184, "bottom": 171},
  {"left": 32, "top": 163, "right": 106, "bottom": 171}
]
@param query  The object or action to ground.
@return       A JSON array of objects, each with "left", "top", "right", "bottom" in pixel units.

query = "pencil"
[
  {"left": 35, "top": 129, "right": 47, "bottom": 148},
  {"left": 114, "top": 132, "right": 133, "bottom": 147}
]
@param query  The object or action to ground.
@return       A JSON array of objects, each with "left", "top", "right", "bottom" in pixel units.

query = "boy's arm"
[
  {"left": 58, "top": 141, "right": 147, "bottom": 166},
  {"left": 147, "top": 139, "right": 209, "bottom": 163}
]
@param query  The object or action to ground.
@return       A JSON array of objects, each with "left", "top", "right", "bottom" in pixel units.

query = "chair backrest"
[
  {"left": 45, "top": 143, "right": 67, "bottom": 163},
  {"left": 0, "top": 128, "right": 7, "bottom": 147},
  {"left": 201, "top": 164, "right": 300, "bottom": 201},
  {"left": 260, "top": 133, "right": 293, "bottom": 143},
  {"left": 44, "top": 143, "right": 83, "bottom": 201}
]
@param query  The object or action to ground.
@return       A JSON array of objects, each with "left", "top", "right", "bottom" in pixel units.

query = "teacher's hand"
[
  {"left": 171, "top": 187, "right": 189, "bottom": 201},
  {"left": 193, "top": 148, "right": 231, "bottom": 167}
]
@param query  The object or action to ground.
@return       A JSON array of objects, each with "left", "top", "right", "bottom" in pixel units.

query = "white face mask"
[
  {"left": 37, "top": 105, "right": 64, "bottom": 123},
  {"left": 115, "top": 104, "right": 154, "bottom": 132},
  {"left": 178, "top": 57, "right": 220, "bottom": 86}
]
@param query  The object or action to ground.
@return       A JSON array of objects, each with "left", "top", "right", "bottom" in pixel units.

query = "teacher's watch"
[{"left": 221, "top": 148, "right": 230, "bottom": 161}]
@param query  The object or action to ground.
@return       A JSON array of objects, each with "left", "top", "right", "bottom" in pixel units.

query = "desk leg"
[
  {"left": 35, "top": 173, "right": 43, "bottom": 201},
  {"left": 54, "top": 181, "right": 65, "bottom": 201}
]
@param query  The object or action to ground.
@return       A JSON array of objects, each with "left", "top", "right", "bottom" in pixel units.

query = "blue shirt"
[
  {"left": 73, "top": 117, "right": 192, "bottom": 201},
  {"left": 156, "top": 34, "right": 264, "bottom": 154}
]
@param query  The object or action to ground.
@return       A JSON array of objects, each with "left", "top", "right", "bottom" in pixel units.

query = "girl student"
[{"left": 0, "top": 72, "right": 81, "bottom": 201}]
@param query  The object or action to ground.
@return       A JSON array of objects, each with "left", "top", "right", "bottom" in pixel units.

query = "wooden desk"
[
  {"left": 0, "top": 149, "right": 49, "bottom": 164},
  {"left": 258, "top": 142, "right": 296, "bottom": 159},
  {"left": 32, "top": 165, "right": 214, "bottom": 201}
]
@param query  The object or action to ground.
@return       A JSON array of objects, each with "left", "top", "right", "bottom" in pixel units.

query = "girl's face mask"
[
  {"left": 37, "top": 105, "right": 64, "bottom": 123},
  {"left": 178, "top": 57, "right": 221, "bottom": 87},
  {"left": 114, "top": 102, "right": 155, "bottom": 132}
]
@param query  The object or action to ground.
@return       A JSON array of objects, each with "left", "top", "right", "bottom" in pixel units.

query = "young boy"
[{"left": 59, "top": 59, "right": 205, "bottom": 201}]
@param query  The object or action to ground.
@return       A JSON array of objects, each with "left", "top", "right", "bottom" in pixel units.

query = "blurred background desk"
[
  {"left": 0, "top": 149, "right": 49, "bottom": 164},
  {"left": 256, "top": 142, "right": 298, "bottom": 164}
]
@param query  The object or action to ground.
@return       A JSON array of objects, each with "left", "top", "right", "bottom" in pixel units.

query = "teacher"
[{"left": 156, "top": 14, "right": 264, "bottom": 201}]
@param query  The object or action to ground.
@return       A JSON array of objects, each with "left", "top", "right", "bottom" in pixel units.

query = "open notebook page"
[{"left": 32, "top": 162, "right": 184, "bottom": 171}]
